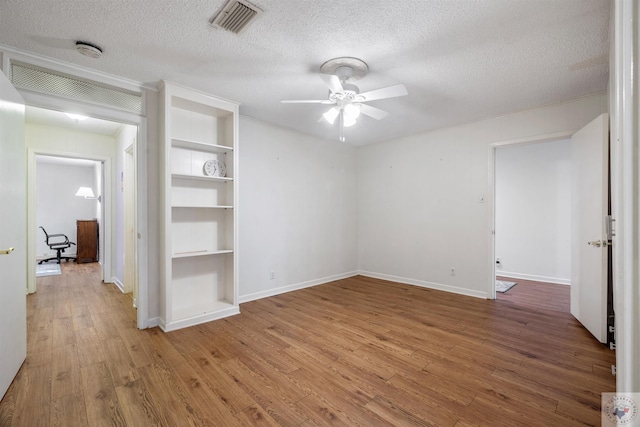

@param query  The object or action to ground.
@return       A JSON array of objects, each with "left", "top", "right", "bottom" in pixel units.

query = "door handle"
[
  {"left": 587, "top": 240, "right": 609, "bottom": 248},
  {"left": 0, "top": 247, "right": 14, "bottom": 255}
]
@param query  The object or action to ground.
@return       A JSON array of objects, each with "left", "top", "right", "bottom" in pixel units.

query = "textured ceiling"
[{"left": 0, "top": 0, "right": 610, "bottom": 145}]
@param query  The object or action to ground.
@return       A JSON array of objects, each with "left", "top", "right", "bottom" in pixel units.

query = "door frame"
[
  {"left": 611, "top": 0, "right": 639, "bottom": 393},
  {"left": 124, "top": 142, "right": 137, "bottom": 300},
  {"left": 28, "top": 152, "right": 109, "bottom": 291},
  {"left": 487, "top": 130, "right": 576, "bottom": 299},
  {"left": 24, "top": 109, "right": 149, "bottom": 330},
  {"left": 1, "top": 49, "right": 150, "bottom": 330}
]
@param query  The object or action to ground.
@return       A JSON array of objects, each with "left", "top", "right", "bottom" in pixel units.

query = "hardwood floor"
[
  {"left": 496, "top": 276, "right": 571, "bottom": 313},
  {"left": 0, "top": 264, "right": 615, "bottom": 426}
]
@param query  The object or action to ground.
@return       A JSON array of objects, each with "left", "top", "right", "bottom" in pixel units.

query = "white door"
[
  {"left": 0, "top": 72, "right": 27, "bottom": 399},
  {"left": 570, "top": 113, "right": 609, "bottom": 343}
]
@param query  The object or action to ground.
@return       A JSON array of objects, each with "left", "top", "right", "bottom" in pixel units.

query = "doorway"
[
  {"left": 26, "top": 106, "right": 140, "bottom": 320},
  {"left": 35, "top": 155, "right": 103, "bottom": 269},
  {"left": 488, "top": 115, "right": 610, "bottom": 346},
  {"left": 494, "top": 138, "right": 572, "bottom": 312}
]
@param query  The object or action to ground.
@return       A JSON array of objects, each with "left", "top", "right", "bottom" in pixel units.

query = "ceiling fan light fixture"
[
  {"left": 323, "top": 107, "right": 340, "bottom": 125},
  {"left": 343, "top": 103, "right": 361, "bottom": 121},
  {"left": 282, "top": 56, "right": 407, "bottom": 143},
  {"left": 343, "top": 115, "right": 358, "bottom": 128}
]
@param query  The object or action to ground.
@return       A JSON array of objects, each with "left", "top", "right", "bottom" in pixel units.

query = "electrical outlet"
[
  {"left": 270, "top": 271, "right": 275, "bottom": 280},
  {"left": 450, "top": 267, "right": 456, "bottom": 276}
]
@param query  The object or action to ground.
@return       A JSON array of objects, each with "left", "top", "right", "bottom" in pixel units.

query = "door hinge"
[
  {"left": 606, "top": 215, "right": 615, "bottom": 239},
  {"left": 609, "top": 342, "right": 616, "bottom": 351},
  {"left": 612, "top": 365, "right": 617, "bottom": 376},
  {"left": 609, "top": 325, "right": 615, "bottom": 333}
]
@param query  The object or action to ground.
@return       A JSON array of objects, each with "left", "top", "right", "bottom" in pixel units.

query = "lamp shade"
[
  {"left": 323, "top": 107, "right": 340, "bottom": 125},
  {"left": 343, "top": 103, "right": 361, "bottom": 120},
  {"left": 75, "top": 187, "right": 95, "bottom": 198}
]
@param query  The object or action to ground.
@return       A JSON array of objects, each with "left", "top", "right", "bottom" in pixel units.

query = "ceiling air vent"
[{"left": 210, "top": 0, "right": 262, "bottom": 34}]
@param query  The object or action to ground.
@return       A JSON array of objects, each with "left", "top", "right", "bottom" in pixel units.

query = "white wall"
[
  {"left": 238, "top": 118, "right": 358, "bottom": 302},
  {"left": 357, "top": 93, "right": 607, "bottom": 298},
  {"left": 35, "top": 160, "right": 97, "bottom": 259},
  {"left": 495, "top": 139, "right": 571, "bottom": 284}
]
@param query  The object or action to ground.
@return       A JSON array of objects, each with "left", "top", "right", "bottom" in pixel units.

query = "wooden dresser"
[{"left": 76, "top": 219, "right": 98, "bottom": 263}]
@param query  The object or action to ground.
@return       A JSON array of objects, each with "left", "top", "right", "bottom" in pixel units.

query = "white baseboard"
[
  {"left": 358, "top": 270, "right": 488, "bottom": 299},
  {"left": 496, "top": 270, "right": 570, "bottom": 285},
  {"left": 159, "top": 306, "right": 241, "bottom": 332},
  {"left": 238, "top": 271, "right": 359, "bottom": 304},
  {"left": 146, "top": 317, "right": 160, "bottom": 328},
  {"left": 112, "top": 277, "right": 125, "bottom": 293}
]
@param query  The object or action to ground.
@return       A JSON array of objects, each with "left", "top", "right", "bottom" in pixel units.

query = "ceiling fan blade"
[
  {"left": 281, "top": 99, "right": 334, "bottom": 104},
  {"left": 319, "top": 74, "right": 343, "bottom": 94},
  {"left": 359, "top": 84, "right": 408, "bottom": 102},
  {"left": 359, "top": 104, "right": 389, "bottom": 120}
]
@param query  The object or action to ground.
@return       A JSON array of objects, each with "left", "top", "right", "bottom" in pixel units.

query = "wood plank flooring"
[
  {"left": 0, "top": 263, "right": 615, "bottom": 426},
  {"left": 496, "top": 276, "right": 571, "bottom": 312}
]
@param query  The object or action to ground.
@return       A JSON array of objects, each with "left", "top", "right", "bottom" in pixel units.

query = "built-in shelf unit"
[{"left": 159, "top": 81, "right": 239, "bottom": 331}]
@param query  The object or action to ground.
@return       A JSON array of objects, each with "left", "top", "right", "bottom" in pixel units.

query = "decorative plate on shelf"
[{"left": 203, "top": 159, "right": 226, "bottom": 177}]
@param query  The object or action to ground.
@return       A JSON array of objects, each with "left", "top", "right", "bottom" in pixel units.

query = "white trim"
[
  {"left": 6, "top": 49, "right": 150, "bottom": 330},
  {"left": 496, "top": 271, "right": 570, "bottom": 286},
  {"left": 112, "top": 277, "right": 125, "bottom": 293},
  {"left": 27, "top": 150, "right": 111, "bottom": 294},
  {"left": 491, "top": 130, "right": 577, "bottom": 148},
  {"left": 359, "top": 271, "right": 488, "bottom": 300},
  {"left": 135, "top": 115, "right": 149, "bottom": 330},
  {"left": 159, "top": 306, "right": 241, "bottom": 332},
  {"left": 158, "top": 80, "right": 240, "bottom": 108},
  {"left": 487, "top": 143, "right": 497, "bottom": 300},
  {"left": 20, "top": 90, "right": 142, "bottom": 126},
  {"left": 240, "top": 270, "right": 489, "bottom": 306},
  {"left": 238, "top": 271, "right": 359, "bottom": 304},
  {"left": 612, "top": 0, "right": 639, "bottom": 394},
  {"left": 146, "top": 317, "right": 160, "bottom": 328}
]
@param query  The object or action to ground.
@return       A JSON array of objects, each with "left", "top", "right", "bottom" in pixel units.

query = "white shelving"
[
  {"left": 171, "top": 138, "right": 233, "bottom": 153},
  {"left": 159, "top": 81, "right": 239, "bottom": 332},
  {"left": 171, "top": 173, "right": 233, "bottom": 182}
]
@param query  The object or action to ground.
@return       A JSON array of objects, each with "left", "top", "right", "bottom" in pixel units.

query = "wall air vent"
[
  {"left": 10, "top": 62, "right": 142, "bottom": 113},
  {"left": 210, "top": 0, "right": 262, "bottom": 34}
]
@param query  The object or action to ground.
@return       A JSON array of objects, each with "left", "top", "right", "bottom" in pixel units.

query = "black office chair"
[{"left": 39, "top": 226, "right": 76, "bottom": 264}]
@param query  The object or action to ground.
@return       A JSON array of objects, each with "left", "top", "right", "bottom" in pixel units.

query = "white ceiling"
[
  {"left": 26, "top": 107, "right": 125, "bottom": 136},
  {"left": 0, "top": 0, "right": 610, "bottom": 145}
]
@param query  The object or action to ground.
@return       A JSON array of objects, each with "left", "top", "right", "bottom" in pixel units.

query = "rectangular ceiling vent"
[
  {"left": 10, "top": 62, "right": 142, "bottom": 113},
  {"left": 210, "top": 0, "right": 262, "bottom": 34}
]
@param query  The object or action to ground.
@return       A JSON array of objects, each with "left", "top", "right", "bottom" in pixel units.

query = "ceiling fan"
[{"left": 281, "top": 57, "right": 408, "bottom": 142}]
